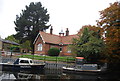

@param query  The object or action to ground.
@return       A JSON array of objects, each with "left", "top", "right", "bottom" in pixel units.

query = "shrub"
[{"left": 48, "top": 47, "right": 60, "bottom": 56}]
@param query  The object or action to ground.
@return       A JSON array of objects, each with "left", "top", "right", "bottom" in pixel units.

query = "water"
[
  {"left": 0, "top": 69, "right": 120, "bottom": 80},
  {"left": 0, "top": 57, "right": 120, "bottom": 80}
]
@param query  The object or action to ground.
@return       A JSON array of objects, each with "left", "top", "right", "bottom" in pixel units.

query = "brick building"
[{"left": 33, "top": 27, "right": 78, "bottom": 56}]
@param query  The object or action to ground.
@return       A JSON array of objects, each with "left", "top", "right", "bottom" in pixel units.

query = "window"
[
  {"left": 67, "top": 47, "right": 71, "bottom": 53},
  {"left": 20, "top": 60, "right": 29, "bottom": 63},
  {"left": 37, "top": 44, "right": 42, "bottom": 51},
  {"left": 30, "top": 60, "right": 33, "bottom": 63},
  {"left": 59, "top": 46, "right": 62, "bottom": 52}
]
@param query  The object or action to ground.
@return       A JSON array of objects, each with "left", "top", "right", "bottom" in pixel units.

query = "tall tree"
[
  {"left": 70, "top": 25, "right": 105, "bottom": 63},
  {"left": 14, "top": 2, "right": 50, "bottom": 51},
  {"left": 97, "top": 2, "right": 120, "bottom": 65}
]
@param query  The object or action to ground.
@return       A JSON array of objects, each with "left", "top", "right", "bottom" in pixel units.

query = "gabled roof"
[
  {"left": 34, "top": 31, "right": 78, "bottom": 45},
  {"left": 40, "top": 31, "right": 61, "bottom": 44}
]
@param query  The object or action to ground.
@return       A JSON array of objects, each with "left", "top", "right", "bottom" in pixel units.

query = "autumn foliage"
[
  {"left": 97, "top": 2, "right": 120, "bottom": 64},
  {"left": 78, "top": 25, "right": 103, "bottom": 35}
]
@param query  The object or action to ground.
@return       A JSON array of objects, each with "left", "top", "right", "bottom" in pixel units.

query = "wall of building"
[
  {"left": 43, "top": 43, "right": 49, "bottom": 55},
  {"left": 34, "top": 35, "right": 44, "bottom": 54},
  {"left": 44, "top": 43, "right": 60, "bottom": 55},
  {"left": 60, "top": 45, "right": 72, "bottom": 56},
  {"left": 34, "top": 35, "right": 72, "bottom": 56},
  {"left": 0, "top": 41, "right": 2, "bottom": 50}
]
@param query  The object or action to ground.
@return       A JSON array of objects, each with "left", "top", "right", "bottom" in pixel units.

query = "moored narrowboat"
[{"left": 62, "top": 57, "right": 107, "bottom": 75}]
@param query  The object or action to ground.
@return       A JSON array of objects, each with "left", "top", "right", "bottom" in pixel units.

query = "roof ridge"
[
  {"left": 40, "top": 31, "right": 60, "bottom": 37},
  {"left": 38, "top": 31, "right": 78, "bottom": 45},
  {"left": 40, "top": 31, "right": 77, "bottom": 37}
]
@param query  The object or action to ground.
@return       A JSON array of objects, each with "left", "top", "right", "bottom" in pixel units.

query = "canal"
[
  {"left": 0, "top": 68, "right": 120, "bottom": 80},
  {"left": 0, "top": 57, "right": 120, "bottom": 80}
]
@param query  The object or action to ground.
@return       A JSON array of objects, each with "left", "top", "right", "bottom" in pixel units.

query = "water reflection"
[{"left": 0, "top": 69, "right": 120, "bottom": 80}]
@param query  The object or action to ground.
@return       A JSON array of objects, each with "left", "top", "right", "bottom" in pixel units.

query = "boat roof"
[
  {"left": 76, "top": 57, "right": 84, "bottom": 59},
  {"left": 18, "top": 58, "right": 32, "bottom": 60}
]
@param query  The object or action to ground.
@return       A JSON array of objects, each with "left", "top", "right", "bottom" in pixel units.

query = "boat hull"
[
  {"left": 62, "top": 67, "right": 106, "bottom": 75},
  {"left": 0, "top": 63, "right": 45, "bottom": 71}
]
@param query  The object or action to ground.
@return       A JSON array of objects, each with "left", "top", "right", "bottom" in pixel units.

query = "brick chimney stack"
[
  {"left": 66, "top": 28, "right": 69, "bottom": 36},
  {"left": 50, "top": 26, "right": 53, "bottom": 34}
]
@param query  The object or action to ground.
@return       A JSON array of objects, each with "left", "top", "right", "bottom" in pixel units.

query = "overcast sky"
[{"left": 0, "top": 0, "right": 118, "bottom": 38}]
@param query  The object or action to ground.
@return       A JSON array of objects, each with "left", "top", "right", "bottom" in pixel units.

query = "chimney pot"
[
  {"left": 50, "top": 26, "right": 53, "bottom": 34},
  {"left": 66, "top": 28, "right": 69, "bottom": 36}
]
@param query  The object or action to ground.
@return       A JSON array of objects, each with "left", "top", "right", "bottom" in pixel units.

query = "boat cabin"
[
  {"left": 76, "top": 57, "right": 84, "bottom": 65},
  {"left": 14, "top": 58, "right": 33, "bottom": 65},
  {"left": 75, "top": 57, "right": 98, "bottom": 70}
]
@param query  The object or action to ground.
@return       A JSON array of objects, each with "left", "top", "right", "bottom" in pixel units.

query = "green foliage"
[
  {"left": 5, "top": 35, "right": 19, "bottom": 43},
  {"left": 20, "top": 40, "right": 32, "bottom": 50},
  {"left": 14, "top": 2, "right": 50, "bottom": 51},
  {"left": 5, "top": 35, "right": 32, "bottom": 52},
  {"left": 70, "top": 26, "right": 105, "bottom": 63},
  {"left": 48, "top": 48, "right": 60, "bottom": 56},
  {"left": 5, "top": 35, "right": 20, "bottom": 52}
]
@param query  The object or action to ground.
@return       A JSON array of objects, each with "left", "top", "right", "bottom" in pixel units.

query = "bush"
[{"left": 48, "top": 47, "right": 60, "bottom": 56}]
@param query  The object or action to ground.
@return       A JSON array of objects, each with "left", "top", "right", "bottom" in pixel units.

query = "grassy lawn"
[{"left": 18, "top": 54, "right": 75, "bottom": 63}]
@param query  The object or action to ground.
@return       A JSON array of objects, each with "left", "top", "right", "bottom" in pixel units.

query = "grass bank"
[{"left": 18, "top": 54, "right": 75, "bottom": 63}]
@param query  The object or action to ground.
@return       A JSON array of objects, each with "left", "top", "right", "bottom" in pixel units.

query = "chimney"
[
  {"left": 50, "top": 26, "right": 53, "bottom": 34},
  {"left": 59, "top": 29, "right": 64, "bottom": 36},
  {"left": 66, "top": 28, "right": 69, "bottom": 36}
]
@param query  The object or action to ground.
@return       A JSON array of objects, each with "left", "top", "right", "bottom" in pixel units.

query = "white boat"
[
  {"left": 0, "top": 58, "right": 45, "bottom": 71},
  {"left": 62, "top": 57, "right": 107, "bottom": 75},
  {"left": 62, "top": 64, "right": 107, "bottom": 75}
]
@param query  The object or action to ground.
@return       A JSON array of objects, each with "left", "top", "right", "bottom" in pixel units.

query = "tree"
[
  {"left": 20, "top": 40, "right": 32, "bottom": 53},
  {"left": 70, "top": 25, "right": 105, "bottom": 63},
  {"left": 97, "top": 2, "right": 120, "bottom": 65},
  {"left": 5, "top": 35, "right": 19, "bottom": 43},
  {"left": 48, "top": 48, "right": 60, "bottom": 56},
  {"left": 5, "top": 35, "right": 20, "bottom": 52},
  {"left": 5, "top": 35, "right": 31, "bottom": 53},
  {"left": 14, "top": 2, "right": 50, "bottom": 52}
]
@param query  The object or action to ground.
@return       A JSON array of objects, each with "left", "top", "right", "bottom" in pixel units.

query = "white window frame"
[
  {"left": 67, "top": 47, "right": 71, "bottom": 53},
  {"left": 37, "top": 44, "right": 42, "bottom": 51}
]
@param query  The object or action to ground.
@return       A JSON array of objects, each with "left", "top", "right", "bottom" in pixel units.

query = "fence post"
[
  {"left": 66, "top": 57, "right": 68, "bottom": 67},
  {"left": 44, "top": 55, "right": 46, "bottom": 63},
  {"left": 55, "top": 56, "right": 57, "bottom": 68},
  {"left": 32, "top": 53, "right": 34, "bottom": 59}
]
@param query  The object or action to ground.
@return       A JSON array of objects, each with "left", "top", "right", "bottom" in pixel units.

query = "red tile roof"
[
  {"left": 39, "top": 31, "right": 78, "bottom": 45},
  {"left": 61, "top": 35, "right": 78, "bottom": 44}
]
